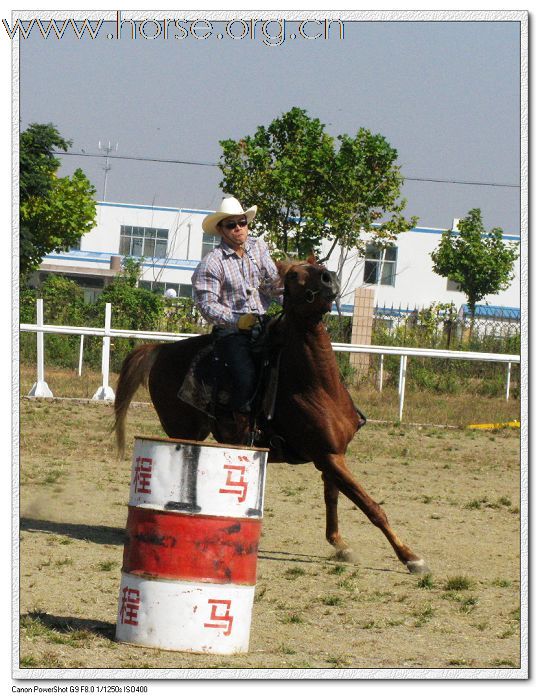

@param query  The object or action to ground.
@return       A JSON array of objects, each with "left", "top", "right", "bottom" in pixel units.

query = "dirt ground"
[{"left": 17, "top": 398, "right": 522, "bottom": 675}]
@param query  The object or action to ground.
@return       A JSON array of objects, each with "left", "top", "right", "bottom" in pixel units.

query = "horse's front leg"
[
  {"left": 315, "top": 454, "right": 429, "bottom": 574},
  {"left": 321, "top": 473, "right": 355, "bottom": 562}
]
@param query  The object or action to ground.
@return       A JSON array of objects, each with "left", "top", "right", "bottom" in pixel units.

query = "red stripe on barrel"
[{"left": 122, "top": 506, "right": 261, "bottom": 585}]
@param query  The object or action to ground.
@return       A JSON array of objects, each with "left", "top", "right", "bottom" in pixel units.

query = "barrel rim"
[
  {"left": 133, "top": 435, "right": 269, "bottom": 452},
  {"left": 119, "top": 568, "right": 258, "bottom": 587},
  {"left": 126, "top": 503, "right": 263, "bottom": 522}
]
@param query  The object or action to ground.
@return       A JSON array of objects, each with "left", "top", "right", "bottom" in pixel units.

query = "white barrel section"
[
  {"left": 116, "top": 436, "right": 269, "bottom": 655},
  {"left": 128, "top": 436, "right": 267, "bottom": 519},
  {"left": 116, "top": 572, "right": 255, "bottom": 654}
]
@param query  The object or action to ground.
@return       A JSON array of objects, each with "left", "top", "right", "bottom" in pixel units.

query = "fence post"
[
  {"left": 378, "top": 354, "right": 384, "bottom": 392},
  {"left": 398, "top": 355, "right": 408, "bottom": 422},
  {"left": 28, "top": 298, "right": 53, "bottom": 398},
  {"left": 92, "top": 303, "right": 115, "bottom": 401},
  {"left": 505, "top": 362, "right": 512, "bottom": 402},
  {"left": 78, "top": 335, "right": 85, "bottom": 376}
]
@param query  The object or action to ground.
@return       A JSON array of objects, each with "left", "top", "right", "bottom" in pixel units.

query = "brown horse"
[{"left": 114, "top": 256, "right": 428, "bottom": 574}]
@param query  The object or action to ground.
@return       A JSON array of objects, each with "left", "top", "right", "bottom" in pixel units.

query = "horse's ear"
[
  {"left": 274, "top": 259, "right": 292, "bottom": 278},
  {"left": 307, "top": 252, "right": 317, "bottom": 265}
]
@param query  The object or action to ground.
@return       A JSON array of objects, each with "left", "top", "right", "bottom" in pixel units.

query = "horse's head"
[{"left": 276, "top": 254, "right": 340, "bottom": 319}]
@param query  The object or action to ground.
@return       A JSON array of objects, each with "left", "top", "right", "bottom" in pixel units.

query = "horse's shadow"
[
  {"left": 20, "top": 517, "right": 125, "bottom": 546},
  {"left": 20, "top": 611, "right": 115, "bottom": 641}
]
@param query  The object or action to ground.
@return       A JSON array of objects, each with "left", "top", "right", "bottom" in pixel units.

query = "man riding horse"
[
  {"left": 115, "top": 215, "right": 429, "bottom": 573},
  {"left": 191, "top": 196, "right": 282, "bottom": 445}
]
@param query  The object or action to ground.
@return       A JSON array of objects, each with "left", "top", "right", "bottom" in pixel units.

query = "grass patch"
[
  {"left": 281, "top": 612, "right": 304, "bottom": 624},
  {"left": 338, "top": 575, "right": 360, "bottom": 592},
  {"left": 326, "top": 655, "right": 349, "bottom": 668},
  {"left": 464, "top": 498, "right": 486, "bottom": 510},
  {"left": 98, "top": 560, "right": 117, "bottom": 572},
  {"left": 330, "top": 564, "right": 347, "bottom": 575},
  {"left": 413, "top": 604, "right": 435, "bottom": 627},
  {"left": 465, "top": 496, "right": 513, "bottom": 511},
  {"left": 321, "top": 595, "right": 343, "bottom": 607},
  {"left": 444, "top": 576, "right": 475, "bottom": 591},
  {"left": 491, "top": 659, "right": 518, "bottom": 668},
  {"left": 54, "top": 557, "right": 73, "bottom": 567},
  {"left": 417, "top": 574, "right": 434, "bottom": 589},
  {"left": 459, "top": 596, "right": 479, "bottom": 613},
  {"left": 360, "top": 620, "right": 379, "bottom": 629},
  {"left": 284, "top": 566, "right": 307, "bottom": 580},
  {"left": 491, "top": 578, "right": 512, "bottom": 588},
  {"left": 21, "top": 613, "right": 94, "bottom": 647},
  {"left": 20, "top": 655, "right": 42, "bottom": 668},
  {"left": 277, "top": 643, "right": 296, "bottom": 655}
]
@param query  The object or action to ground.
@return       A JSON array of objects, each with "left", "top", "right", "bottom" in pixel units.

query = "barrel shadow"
[
  {"left": 257, "top": 548, "right": 329, "bottom": 564},
  {"left": 20, "top": 611, "right": 115, "bottom": 641},
  {"left": 20, "top": 517, "right": 125, "bottom": 546}
]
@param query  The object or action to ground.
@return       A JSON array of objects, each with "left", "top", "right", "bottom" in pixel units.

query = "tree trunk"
[{"left": 469, "top": 303, "right": 476, "bottom": 340}]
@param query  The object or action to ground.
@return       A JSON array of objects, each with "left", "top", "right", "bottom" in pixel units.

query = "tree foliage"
[
  {"left": 20, "top": 123, "right": 97, "bottom": 275},
  {"left": 218, "top": 107, "right": 417, "bottom": 260},
  {"left": 431, "top": 208, "right": 519, "bottom": 324},
  {"left": 94, "top": 258, "right": 165, "bottom": 331}
]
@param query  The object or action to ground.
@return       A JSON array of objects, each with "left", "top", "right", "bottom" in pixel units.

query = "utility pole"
[{"left": 98, "top": 140, "right": 118, "bottom": 201}]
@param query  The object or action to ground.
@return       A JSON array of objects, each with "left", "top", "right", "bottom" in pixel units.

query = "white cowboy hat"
[{"left": 202, "top": 196, "right": 257, "bottom": 235}]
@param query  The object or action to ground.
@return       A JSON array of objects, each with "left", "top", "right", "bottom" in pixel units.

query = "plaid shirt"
[{"left": 191, "top": 236, "right": 282, "bottom": 328}]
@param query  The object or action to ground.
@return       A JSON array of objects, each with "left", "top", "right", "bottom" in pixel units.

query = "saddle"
[
  {"left": 177, "top": 318, "right": 282, "bottom": 425},
  {"left": 177, "top": 318, "right": 367, "bottom": 461}
]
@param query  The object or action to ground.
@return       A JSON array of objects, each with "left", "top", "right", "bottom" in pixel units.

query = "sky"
[{"left": 16, "top": 12, "right": 523, "bottom": 234}]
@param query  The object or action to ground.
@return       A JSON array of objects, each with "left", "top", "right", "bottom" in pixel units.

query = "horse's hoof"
[
  {"left": 333, "top": 548, "right": 357, "bottom": 563},
  {"left": 406, "top": 558, "right": 430, "bottom": 575}
]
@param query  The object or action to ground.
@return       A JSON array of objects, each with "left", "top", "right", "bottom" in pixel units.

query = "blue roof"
[
  {"left": 375, "top": 306, "right": 416, "bottom": 317},
  {"left": 461, "top": 304, "right": 520, "bottom": 319}
]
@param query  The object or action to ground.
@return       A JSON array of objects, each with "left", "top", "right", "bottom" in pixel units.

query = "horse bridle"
[
  {"left": 283, "top": 283, "right": 320, "bottom": 305},
  {"left": 285, "top": 262, "right": 323, "bottom": 304}
]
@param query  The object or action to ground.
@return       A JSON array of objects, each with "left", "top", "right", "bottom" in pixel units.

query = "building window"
[
  {"left": 363, "top": 244, "right": 397, "bottom": 286},
  {"left": 201, "top": 233, "right": 221, "bottom": 259},
  {"left": 119, "top": 225, "right": 168, "bottom": 259},
  {"left": 139, "top": 280, "right": 193, "bottom": 298}
]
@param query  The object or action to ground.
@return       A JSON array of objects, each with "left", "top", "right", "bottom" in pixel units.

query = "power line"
[
  {"left": 53, "top": 150, "right": 521, "bottom": 189},
  {"left": 55, "top": 150, "right": 217, "bottom": 168}
]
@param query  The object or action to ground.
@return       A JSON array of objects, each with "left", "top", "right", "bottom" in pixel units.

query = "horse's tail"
[{"left": 113, "top": 343, "right": 160, "bottom": 458}]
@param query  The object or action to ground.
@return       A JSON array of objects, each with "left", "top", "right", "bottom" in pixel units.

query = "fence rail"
[{"left": 21, "top": 301, "right": 520, "bottom": 422}]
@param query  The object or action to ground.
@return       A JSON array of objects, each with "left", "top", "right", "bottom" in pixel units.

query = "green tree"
[
  {"left": 218, "top": 107, "right": 417, "bottom": 260},
  {"left": 20, "top": 123, "right": 97, "bottom": 276},
  {"left": 431, "top": 208, "right": 519, "bottom": 328},
  {"left": 94, "top": 258, "right": 165, "bottom": 331}
]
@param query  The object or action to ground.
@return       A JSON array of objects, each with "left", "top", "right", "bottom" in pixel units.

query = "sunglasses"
[{"left": 220, "top": 219, "right": 248, "bottom": 230}]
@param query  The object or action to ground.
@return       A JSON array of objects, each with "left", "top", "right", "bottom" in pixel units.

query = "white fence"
[{"left": 20, "top": 300, "right": 520, "bottom": 422}]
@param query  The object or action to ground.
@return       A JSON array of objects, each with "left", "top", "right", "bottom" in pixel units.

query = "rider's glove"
[{"left": 237, "top": 313, "right": 258, "bottom": 331}]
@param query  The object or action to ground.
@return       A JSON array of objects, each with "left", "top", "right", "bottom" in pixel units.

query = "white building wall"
[
  {"left": 42, "top": 201, "right": 521, "bottom": 313},
  {"left": 326, "top": 226, "right": 520, "bottom": 312}
]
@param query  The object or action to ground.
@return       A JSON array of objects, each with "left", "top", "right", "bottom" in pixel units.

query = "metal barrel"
[{"left": 115, "top": 436, "right": 268, "bottom": 654}]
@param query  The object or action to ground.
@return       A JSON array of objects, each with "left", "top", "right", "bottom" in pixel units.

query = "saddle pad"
[{"left": 177, "top": 345, "right": 218, "bottom": 417}]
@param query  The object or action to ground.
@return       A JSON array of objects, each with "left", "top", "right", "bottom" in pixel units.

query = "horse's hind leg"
[
  {"left": 315, "top": 454, "right": 428, "bottom": 574},
  {"left": 321, "top": 474, "right": 355, "bottom": 562}
]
